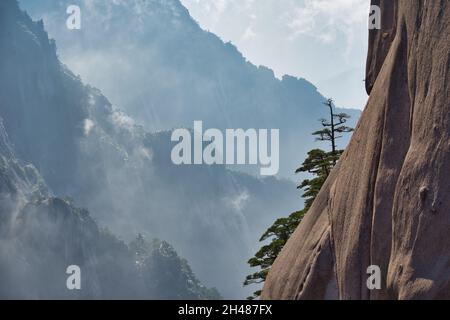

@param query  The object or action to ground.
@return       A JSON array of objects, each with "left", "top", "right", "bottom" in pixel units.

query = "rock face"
[{"left": 262, "top": 0, "right": 450, "bottom": 300}]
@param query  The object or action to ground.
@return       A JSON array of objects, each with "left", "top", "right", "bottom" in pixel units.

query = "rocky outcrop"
[{"left": 262, "top": 0, "right": 450, "bottom": 300}]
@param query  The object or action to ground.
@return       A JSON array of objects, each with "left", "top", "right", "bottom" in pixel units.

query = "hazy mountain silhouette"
[
  {"left": 0, "top": 0, "right": 221, "bottom": 300},
  {"left": 20, "top": 0, "right": 360, "bottom": 180},
  {"left": 0, "top": 0, "right": 306, "bottom": 298}
]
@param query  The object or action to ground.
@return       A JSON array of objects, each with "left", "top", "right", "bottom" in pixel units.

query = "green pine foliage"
[
  {"left": 244, "top": 210, "right": 306, "bottom": 299},
  {"left": 244, "top": 99, "right": 353, "bottom": 299}
]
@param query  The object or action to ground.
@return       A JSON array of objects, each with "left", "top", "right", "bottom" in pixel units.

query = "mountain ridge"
[
  {"left": 1, "top": 0, "right": 305, "bottom": 298},
  {"left": 20, "top": 0, "right": 361, "bottom": 181}
]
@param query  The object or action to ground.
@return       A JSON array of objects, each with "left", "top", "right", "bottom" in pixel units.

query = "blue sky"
[{"left": 181, "top": 0, "right": 370, "bottom": 109}]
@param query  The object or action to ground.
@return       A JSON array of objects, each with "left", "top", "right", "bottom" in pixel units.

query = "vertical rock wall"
[{"left": 263, "top": 0, "right": 450, "bottom": 300}]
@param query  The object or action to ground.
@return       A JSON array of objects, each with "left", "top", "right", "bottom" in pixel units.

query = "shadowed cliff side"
[{"left": 262, "top": 0, "right": 450, "bottom": 300}]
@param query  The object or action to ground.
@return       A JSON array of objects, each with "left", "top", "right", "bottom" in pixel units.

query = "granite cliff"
[{"left": 263, "top": 0, "right": 450, "bottom": 300}]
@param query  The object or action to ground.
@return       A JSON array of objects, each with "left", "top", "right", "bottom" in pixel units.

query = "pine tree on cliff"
[
  {"left": 244, "top": 99, "right": 353, "bottom": 299},
  {"left": 314, "top": 99, "right": 354, "bottom": 165}
]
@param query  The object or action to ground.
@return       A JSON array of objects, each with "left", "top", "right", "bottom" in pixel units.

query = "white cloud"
[
  {"left": 83, "top": 119, "right": 95, "bottom": 136},
  {"left": 111, "top": 110, "right": 135, "bottom": 130},
  {"left": 242, "top": 26, "right": 256, "bottom": 41},
  {"left": 229, "top": 190, "right": 250, "bottom": 211},
  {"left": 288, "top": 0, "right": 369, "bottom": 45}
]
